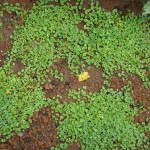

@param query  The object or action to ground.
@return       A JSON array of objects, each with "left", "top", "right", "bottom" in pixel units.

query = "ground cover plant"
[
  {"left": 0, "top": 0, "right": 150, "bottom": 149},
  {"left": 50, "top": 87, "right": 149, "bottom": 150},
  {"left": 143, "top": 0, "right": 150, "bottom": 15}
]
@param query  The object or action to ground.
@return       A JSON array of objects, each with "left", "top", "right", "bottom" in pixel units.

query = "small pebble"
[{"left": 17, "top": 132, "right": 24, "bottom": 137}]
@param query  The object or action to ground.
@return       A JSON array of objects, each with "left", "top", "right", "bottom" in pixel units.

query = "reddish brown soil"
[
  {"left": 110, "top": 71, "right": 127, "bottom": 91},
  {"left": 130, "top": 75, "right": 150, "bottom": 124},
  {"left": 0, "top": 7, "right": 25, "bottom": 66},
  {"left": 110, "top": 72, "right": 150, "bottom": 124},
  {"left": 99, "top": 0, "right": 148, "bottom": 15},
  {"left": 0, "top": 11, "right": 14, "bottom": 66},
  {"left": 69, "top": 0, "right": 147, "bottom": 15},
  {"left": 0, "top": 0, "right": 149, "bottom": 150},
  {"left": 44, "top": 59, "right": 104, "bottom": 103},
  {"left": 77, "top": 21, "right": 85, "bottom": 30},
  {"left": 66, "top": 142, "right": 81, "bottom": 150},
  {"left": 1, "top": 63, "right": 149, "bottom": 149},
  {"left": 0, "top": 107, "right": 59, "bottom": 150},
  {"left": 0, "top": 38, "right": 12, "bottom": 66},
  {"left": 12, "top": 58, "right": 24, "bottom": 73}
]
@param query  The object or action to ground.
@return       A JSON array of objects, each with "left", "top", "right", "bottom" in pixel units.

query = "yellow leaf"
[{"left": 78, "top": 72, "right": 90, "bottom": 82}]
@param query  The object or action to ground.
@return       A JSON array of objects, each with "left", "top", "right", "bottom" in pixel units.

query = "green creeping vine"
[
  {"left": 0, "top": 0, "right": 149, "bottom": 148},
  {"left": 0, "top": 69, "right": 50, "bottom": 142},
  {"left": 49, "top": 88, "right": 150, "bottom": 150},
  {"left": 50, "top": 69, "right": 64, "bottom": 81},
  {"left": 5, "top": 0, "right": 150, "bottom": 80},
  {"left": 68, "top": 86, "right": 92, "bottom": 102},
  {"left": 2, "top": 2, "right": 28, "bottom": 19}
]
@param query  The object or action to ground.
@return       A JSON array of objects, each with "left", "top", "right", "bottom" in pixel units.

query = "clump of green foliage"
[
  {"left": 68, "top": 86, "right": 92, "bottom": 102},
  {"left": 2, "top": 2, "right": 28, "bottom": 19},
  {"left": 0, "top": 0, "right": 149, "bottom": 148},
  {"left": 49, "top": 88, "right": 150, "bottom": 150},
  {"left": 5, "top": 0, "right": 150, "bottom": 80},
  {"left": 143, "top": 0, "right": 150, "bottom": 15},
  {"left": 50, "top": 69, "right": 64, "bottom": 81},
  {"left": 0, "top": 69, "right": 50, "bottom": 142}
]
